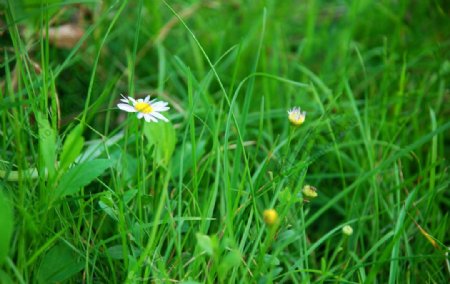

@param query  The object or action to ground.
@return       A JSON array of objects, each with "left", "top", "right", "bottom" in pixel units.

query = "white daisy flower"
[
  {"left": 287, "top": 107, "right": 306, "bottom": 126},
  {"left": 117, "top": 94, "right": 170, "bottom": 123}
]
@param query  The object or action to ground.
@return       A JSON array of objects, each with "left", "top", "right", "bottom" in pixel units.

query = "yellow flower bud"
[
  {"left": 263, "top": 209, "right": 279, "bottom": 226},
  {"left": 302, "top": 185, "right": 318, "bottom": 199},
  {"left": 342, "top": 225, "right": 353, "bottom": 236}
]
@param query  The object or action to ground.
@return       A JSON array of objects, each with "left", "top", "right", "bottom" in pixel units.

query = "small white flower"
[
  {"left": 287, "top": 107, "right": 306, "bottom": 126},
  {"left": 117, "top": 94, "right": 170, "bottom": 123}
]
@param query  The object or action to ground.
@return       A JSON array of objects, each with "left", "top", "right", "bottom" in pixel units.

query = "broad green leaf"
[
  {"left": 263, "top": 254, "right": 280, "bottom": 266},
  {"left": 196, "top": 233, "right": 217, "bottom": 256},
  {"left": 0, "top": 192, "right": 13, "bottom": 264},
  {"left": 277, "top": 188, "right": 292, "bottom": 204},
  {"left": 59, "top": 124, "right": 84, "bottom": 172},
  {"left": 219, "top": 250, "right": 241, "bottom": 276},
  {"left": 55, "top": 159, "right": 113, "bottom": 198},
  {"left": 123, "top": 189, "right": 138, "bottom": 204},
  {"left": 36, "top": 112, "right": 56, "bottom": 179},
  {"left": 106, "top": 245, "right": 125, "bottom": 260},
  {"left": 37, "top": 243, "right": 84, "bottom": 283},
  {"left": 106, "top": 245, "right": 140, "bottom": 260},
  {"left": 277, "top": 230, "right": 296, "bottom": 243},
  {"left": 272, "top": 267, "right": 283, "bottom": 277},
  {"left": 0, "top": 270, "right": 14, "bottom": 284},
  {"left": 99, "top": 192, "right": 118, "bottom": 221},
  {"left": 110, "top": 150, "right": 138, "bottom": 181},
  {"left": 143, "top": 122, "right": 176, "bottom": 165}
]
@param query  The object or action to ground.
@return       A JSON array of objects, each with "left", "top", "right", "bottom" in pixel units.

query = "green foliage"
[
  {"left": 143, "top": 121, "right": 176, "bottom": 166},
  {"left": 1, "top": 0, "right": 449, "bottom": 283},
  {"left": 218, "top": 249, "right": 241, "bottom": 277},
  {"left": 171, "top": 140, "right": 206, "bottom": 178},
  {"left": 36, "top": 112, "right": 57, "bottom": 180},
  {"left": 0, "top": 192, "right": 13, "bottom": 264},
  {"left": 0, "top": 270, "right": 14, "bottom": 284},
  {"left": 55, "top": 159, "right": 113, "bottom": 198},
  {"left": 37, "top": 243, "right": 84, "bottom": 283},
  {"left": 98, "top": 192, "right": 118, "bottom": 221},
  {"left": 59, "top": 124, "right": 85, "bottom": 172},
  {"left": 196, "top": 233, "right": 217, "bottom": 256}
]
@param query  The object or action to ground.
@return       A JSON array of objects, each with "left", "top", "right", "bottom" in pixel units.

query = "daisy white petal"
[
  {"left": 153, "top": 106, "right": 170, "bottom": 112},
  {"left": 150, "top": 114, "right": 160, "bottom": 122},
  {"left": 117, "top": 103, "right": 137, "bottom": 112},
  {"left": 154, "top": 105, "right": 169, "bottom": 111},
  {"left": 144, "top": 96, "right": 151, "bottom": 102},
  {"left": 145, "top": 114, "right": 158, "bottom": 122},
  {"left": 151, "top": 112, "right": 169, "bottom": 122},
  {"left": 152, "top": 101, "right": 168, "bottom": 108},
  {"left": 120, "top": 94, "right": 129, "bottom": 102},
  {"left": 137, "top": 112, "right": 144, "bottom": 119},
  {"left": 128, "top": 96, "right": 137, "bottom": 104}
]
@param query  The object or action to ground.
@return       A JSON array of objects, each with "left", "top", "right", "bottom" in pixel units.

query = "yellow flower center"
[
  {"left": 289, "top": 112, "right": 305, "bottom": 125},
  {"left": 134, "top": 102, "right": 153, "bottom": 114}
]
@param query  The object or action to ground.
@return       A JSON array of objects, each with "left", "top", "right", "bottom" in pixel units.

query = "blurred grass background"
[{"left": 1, "top": 0, "right": 449, "bottom": 283}]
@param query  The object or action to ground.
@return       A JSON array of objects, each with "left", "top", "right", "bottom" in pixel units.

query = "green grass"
[{"left": 1, "top": 0, "right": 449, "bottom": 283}]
